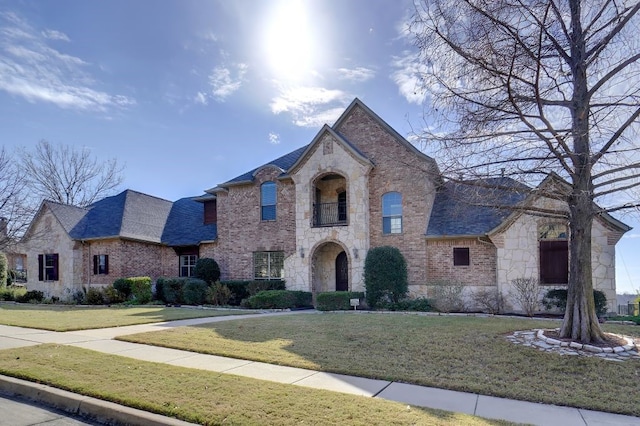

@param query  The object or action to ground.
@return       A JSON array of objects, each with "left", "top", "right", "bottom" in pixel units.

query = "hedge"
[
  {"left": 156, "top": 277, "right": 187, "bottom": 304},
  {"left": 245, "top": 290, "right": 312, "bottom": 309},
  {"left": 221, "top": 280, "right": 286, "bottom": 305},
  {"left": 316, "top": 292, "right": 365, "bottom": 311}
]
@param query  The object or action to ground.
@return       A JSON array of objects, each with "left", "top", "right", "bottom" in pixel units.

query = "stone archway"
[{"left": 311, "top": 241, "right": 349, "bottom": 294}]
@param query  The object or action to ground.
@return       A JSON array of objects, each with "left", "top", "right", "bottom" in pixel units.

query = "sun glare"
[{"left": 264, "top": 0, "right": 315, "bottom": 81}]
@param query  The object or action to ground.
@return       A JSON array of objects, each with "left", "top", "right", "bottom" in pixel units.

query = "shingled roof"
[
  {"left": 219, "top": 145, "right": 309, "bottom": 186},
  {"left": 161, "top": 197, "right": 217, "bottom": 246},
  {"left": 41, "top": 189, "right": 217, "bottom": 246},
  {"left": 426, "top": 178, "right": 530, "bottom": 237}
]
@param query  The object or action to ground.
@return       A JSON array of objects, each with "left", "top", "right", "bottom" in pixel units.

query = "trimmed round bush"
[
  {"left": 193, "top": 258, "right": 220, "bottom": 285},
  {"left": 183, "top": 278, "right": 208, "bottom": 305},
  {"left": 364, "top": 246, "right": 408, "bottom": 309}
]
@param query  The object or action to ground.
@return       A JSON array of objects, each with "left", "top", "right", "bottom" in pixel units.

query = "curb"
[{"left": 0, "top": 375, "right": 197, "bottom": 426}]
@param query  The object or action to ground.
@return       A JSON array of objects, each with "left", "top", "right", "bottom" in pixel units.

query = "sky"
[{"left": 0, "top": 0, "right": 638, "bottom": 295}]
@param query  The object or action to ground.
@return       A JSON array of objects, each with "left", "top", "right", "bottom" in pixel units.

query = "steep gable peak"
[{"left": 287, "top": 124, "right": 373, "bottom": 175}]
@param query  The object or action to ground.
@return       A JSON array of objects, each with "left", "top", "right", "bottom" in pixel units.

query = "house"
[
  {"left": 20, "top": 190, "right": 216, "bottom": 299},
  {"left": 19, "top": 98, "right": 629, "bottom": 311}
]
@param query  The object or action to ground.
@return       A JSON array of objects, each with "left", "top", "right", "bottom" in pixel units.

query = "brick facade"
[
  {"left": 215, "top": 167, "right": 296, "bottom": 281},
  {"left": 426, "top": 238, "right": 497, "bottom": 286},
  {"left": 334, "top": 105, "right": 438, "bottom": 286}
]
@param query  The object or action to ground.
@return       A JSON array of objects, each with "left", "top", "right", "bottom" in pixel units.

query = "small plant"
[
  {"left": 472, "top": 287, "right": 506, "bottom": 314},
  {"left": 17, "top": 290, "right": 45, "bottom": 303},
  {"left": 364, "top": 246, "right": 408, "bottom": 309},
  {"left": 85, "top": 287, "right": 104, "bottom": 305},
  {"left": 102, "top": 285, "right": 123, "bottom": 304},
  {"left": 114, "top": 277, "right": 152, "bottom": 304},
  {"left": 510, "top": 277, "right": 540, "bottom": 316},
  {"left": 431, "top": 280, "right": 466, "bottom": 313},
  {"left": 193, "top": 258, "right": 221, "bottom": 285},
  {"left": 207, "top": 282, "right": 232, "bottom": 306}
]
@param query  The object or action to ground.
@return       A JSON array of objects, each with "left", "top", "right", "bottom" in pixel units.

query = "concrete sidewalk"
[{"left": 0, "top": 312, "right": 638, "bottom": 426}]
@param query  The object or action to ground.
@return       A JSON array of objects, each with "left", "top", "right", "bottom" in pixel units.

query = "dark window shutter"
[
  {"left": 453, "top": 248, "right": 470, "bottom": 266},
  {"left": 52, "top": 254, "right": 59, "bottom": 281},
  {"left": 104, "top": 255, "right": 109, "bottom": 274},
  {"left": 540, "top": 241, "right": 568, "bottom": 284},
  {"left": 38, "top": 255, "right": 43, "bottom": 281},
  {"left": 93, "top": 255, "right": 98, "bottom": 275}
]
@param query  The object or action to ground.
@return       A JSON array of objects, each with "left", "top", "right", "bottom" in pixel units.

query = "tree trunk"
[
  {"left": 560, "top": 199, "right": 605, "bottom": 343},
  {"left": 559, "top": 0, "right": 606, "bottom": 344}
]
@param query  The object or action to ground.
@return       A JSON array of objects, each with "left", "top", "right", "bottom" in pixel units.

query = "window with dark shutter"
[
  {"left": 453, "top": 247, "right": 470, "bottom": 266},
  {"left": 93, "top": 255, "right": 109, "bottom": 275},
  {"left": 539, "top": 223, "right": 569, "bottom": 285},
  {"left": 39, "top": 253, "right": 59, "bottom": 281},
  {"left": 539, "top": 240, "right": 568, "bottom": 284}
]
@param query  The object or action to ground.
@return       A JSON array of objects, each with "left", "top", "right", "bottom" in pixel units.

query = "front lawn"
[
  {"left": 119, "top": 313, "right": 640, "bottom": 416},
  {"left": 0, "top": 344, "right": 510, "bottom": 426},
  {"left": 0, "top": 304, "right": 253, "bottom": 331}
]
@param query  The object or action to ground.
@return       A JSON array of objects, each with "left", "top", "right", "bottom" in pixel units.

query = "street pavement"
[{"left": 0, "top": 394, "right": 99, "bottom": 426}]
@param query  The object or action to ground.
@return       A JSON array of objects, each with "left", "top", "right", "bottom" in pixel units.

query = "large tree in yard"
[
  {"left": 21, "top": 140, "right": 123, "bottom": 208},
  {"left": 408, "top": 0, "right": 640, "bottom": 343}
]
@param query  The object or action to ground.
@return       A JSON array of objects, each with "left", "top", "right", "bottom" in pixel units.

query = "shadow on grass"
[{"left": 122, "top": 313, "right": 640, "bottom": 417}]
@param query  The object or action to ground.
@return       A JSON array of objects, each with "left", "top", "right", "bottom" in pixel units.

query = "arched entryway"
[
  {"left": 335, "top": 251, "right": 348, "bottom": 291},
  {"left": 311, "top": 241, "right": 349, "bottom": 293}
]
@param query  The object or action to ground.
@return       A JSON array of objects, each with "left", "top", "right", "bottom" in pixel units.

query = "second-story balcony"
[{"left": 313, "top": 201, "right": 347, "bottom": 227}]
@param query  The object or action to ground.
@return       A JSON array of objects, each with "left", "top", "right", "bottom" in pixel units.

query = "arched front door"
[{"left": 335, "top": 251, "right": 348, "bottom": 291}]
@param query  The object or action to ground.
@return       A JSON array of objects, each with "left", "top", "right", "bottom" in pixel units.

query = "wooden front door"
[{"left": 335, "top": 251, "right": 348, "bottom": 291}]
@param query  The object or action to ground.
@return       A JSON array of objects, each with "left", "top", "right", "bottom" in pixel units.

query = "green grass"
[
  {"left": 0, "top": 344, "right": 512, "bottom": 426},
  {"left": 0, "top": 304, "right": 253, "bottom": 331},
  {"left": 119, "top": 313, "right": 640, "bottom": 416}
]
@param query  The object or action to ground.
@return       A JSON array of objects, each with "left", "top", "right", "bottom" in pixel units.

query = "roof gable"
[{"left": 286, "top": 125, "right": 373, "bottom": 175}]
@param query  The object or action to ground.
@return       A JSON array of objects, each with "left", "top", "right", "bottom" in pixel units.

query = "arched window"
[
  {"left": 539, "top": 223, "right": 568, "bottom": 284},
  {"left": 382, "top": 192, "right": 402, "bottom": 234},
  {"left": 261, "top": 181, "right": 277, "bottom": 221}
]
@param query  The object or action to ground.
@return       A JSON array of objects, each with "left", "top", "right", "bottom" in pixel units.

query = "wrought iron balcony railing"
[{"left": 313, "top": 202, "right": 347, "bottom": 227}]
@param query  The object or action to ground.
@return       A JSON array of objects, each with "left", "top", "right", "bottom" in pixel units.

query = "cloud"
[
  {"left": 337, "top": 66, "right": 375, "bottom": 83},
  {"left": 0, "top": 11, "right": 135, "bottom": 112},
  {"left": 41, "top": 29, "right": 70, "bottom": 42},
  {"left": 194, "top": 91, "right": 208, "bottom": 105},
  {"left": 268, "top": 132, "right": 280, "bottom": 144},
  {"left": 270, "top": 86, "right": 351, "bottom": 127},
  {"left": 622, "top": 233, "right": 640, "bottom": 239},
  {"left": 208, "top": 63, "right": 247, "bottom": 102},
  {"left": 390, "top": 51, "right": 428, "bottom": 104}
]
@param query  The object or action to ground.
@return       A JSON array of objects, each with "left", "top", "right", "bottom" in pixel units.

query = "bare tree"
[
  {"left": 0, "top": 147, "right": 30, "bottom": 252},
  {"left": 21, "top": 140, "right": 124, "bottom": 207},
  {"left": 408, "top": 1, "right": 640, "bottom": 343}
]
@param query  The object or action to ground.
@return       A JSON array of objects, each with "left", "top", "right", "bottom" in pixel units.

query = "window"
[
  {"left": 38, "top": 253, "right": 58, "bottom": 281},
  {"left": 254, "top": 251, "right": 284, "bottom": 279},
  {"left": 539, "top": 224, "right": 568, "bottom": 284},
  {"left": 261, "top": 181, "right": 276, "bottom": 221},
  {"left": 180, "top": 255, "right": 198, "bottom": 277},
  {"left": 382, "top": 192, "right": 402, "bottom": 234},
  {"left": 93, "top": 254, "right": 109, "bottom": 275},
  {"left": 453, "top": 248, "right": 470, "bottom": 266},
  {"left": 204, "top": 200, "right": 217, "bottom": 224}
]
